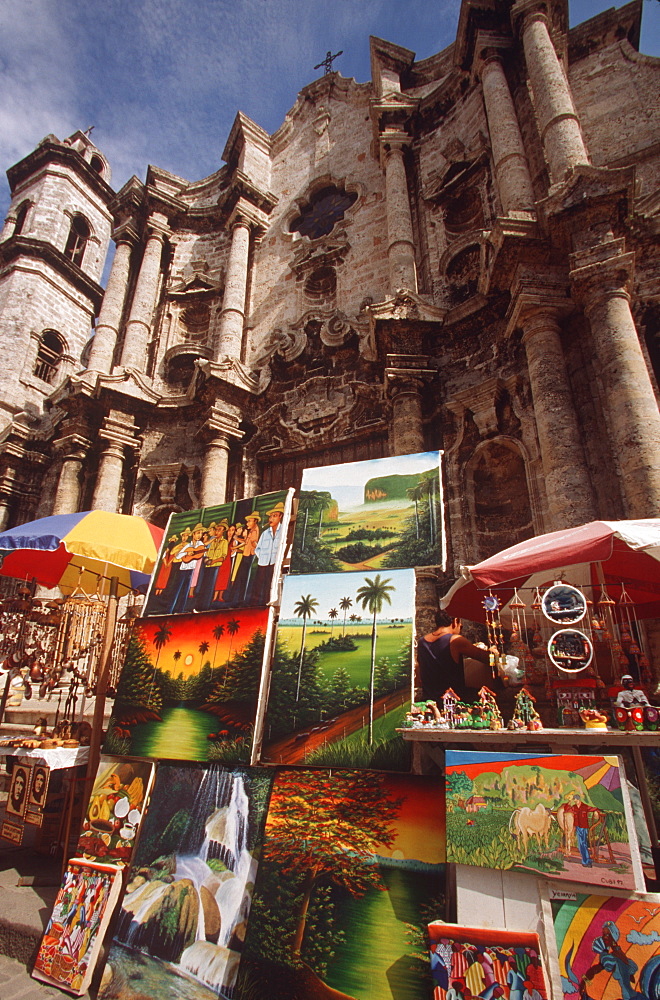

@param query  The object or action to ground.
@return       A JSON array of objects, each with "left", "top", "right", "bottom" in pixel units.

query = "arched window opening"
[
  {"left": 64, "top": 214, "right": 91, "bottom": 267},
  {"left": 90, "top": 155, "right": 104, "bottom": 174},
  {"left": 290, "top": 186, "right": 357, "bottom": 239},
  {"left": 13, "top": 201, "right": 29, "bottom": 236},
  {"left": 33, "top": 330, "right": 65, "bottom": 384}
]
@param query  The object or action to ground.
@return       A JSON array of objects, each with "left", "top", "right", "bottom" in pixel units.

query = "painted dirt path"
[
  {"left": 514, "top": 842, "right": 636, "bottom": 890},
  {"left": 263, "top": 689, "right": 408, "bottom": 763}
]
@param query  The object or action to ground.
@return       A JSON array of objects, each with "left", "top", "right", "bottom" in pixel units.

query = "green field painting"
[
  {"left": 290, "top": 451, "right": 442, "bottom": 574},
  {"left": 260, "top": 569, "right": 415, "bottom": 769}
]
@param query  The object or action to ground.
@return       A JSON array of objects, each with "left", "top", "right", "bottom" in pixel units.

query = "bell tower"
[{"left": 0, "top": 130, "right": 114, "bottom": 430}]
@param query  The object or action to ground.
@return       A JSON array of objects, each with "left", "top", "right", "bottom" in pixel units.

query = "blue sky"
[
  {"left": 1, "top": 0, "right": 658, "bottom": 223},
  {"left": 280, "top": 567, "right": 416, "bottom": 620}
]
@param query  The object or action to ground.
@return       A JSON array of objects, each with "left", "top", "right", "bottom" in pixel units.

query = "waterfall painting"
[
  {"left": 107, "top": 608, "right": 272, "bottom": 763},
  {"left": 98, "top": 762, "right": 273, "bottom": 1000},
  {"left": 238, "top": 768, "right": 445, "bottom": 1000},
  {"left": 290, "top": 451, "right": 443, "bottom": 575},
  {"left": 142, "top": 488, "right": 293, "bottom": 616},
  {"left": 427, "top": 923, "right": 548, "bottom": 1000},
  {"left": 540, "top": 883, "right": 660, "bottom": 1000},
  {"left": 259, "top": 568, "right": 415, "bottom": 770}
]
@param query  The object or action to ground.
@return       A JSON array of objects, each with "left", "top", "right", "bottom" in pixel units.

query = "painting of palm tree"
[
  {"left": 328, "top": 607, "right": 338, "bottom": 635},
  {"left": 198, "top": 640, "right": 210, "bottom": 670},
  {"left": 293, "top": 594, "right": 318, "bottom": 700},
  {"left": 211, "top": 623, "right": 225, "bottom": 679},
  {"left": 223, "top": 618, "right": 241, "bottom": 687},
  {"left": 339, "top": 596, "right": 352, "bottom": 635},
  {"left": 356, "top": 574, "right": 395, "bottom": 744},
  {"left": 147, "top": 621, "right": 172, "bottom": 706}
]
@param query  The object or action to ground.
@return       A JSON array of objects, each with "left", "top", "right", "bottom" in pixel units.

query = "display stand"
[{"left": 399, "top": 727, "right": 660, "bottom": 881}]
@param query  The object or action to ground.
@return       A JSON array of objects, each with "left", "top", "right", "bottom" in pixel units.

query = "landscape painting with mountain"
[
  {"left": 98, "top": 762, "right": 273, "bottom": 1000},
  {"left": 107, "top": 609, "right": 272, "bottom": 763},
  {"left": 238, "top": 768, "right": 445, "bottom": 1000},
  {"left": 260, "top": 568, "right": 415, "bottom": 769},
  {"left": 445, "top": 751, "right": 642, "bottom": 890},
  {"left": 290, "top": 452, "right": 442, "bottom": 574}
]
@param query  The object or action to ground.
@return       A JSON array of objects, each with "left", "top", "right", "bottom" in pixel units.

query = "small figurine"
[
  {"left": 477, "top": 686, "right": 504, "bottom": 730},
  {"left": 615, "top": 674, "right": 650, "bottom": 708},
  {"left": 511, "top": 686, "right": 543, "bottom": 731},
  {"left": 579, "top": 707, "right": 608, "bottom": 730}
]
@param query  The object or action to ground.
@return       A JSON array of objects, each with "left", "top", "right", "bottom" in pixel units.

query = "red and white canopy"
[{"left": 441, "top": 520, "right": 660, "bottom": 620}]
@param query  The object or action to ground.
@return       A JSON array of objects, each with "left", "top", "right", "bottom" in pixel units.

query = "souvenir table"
[{"left": 1, "top": 743, "right": 90, "bottom": 865}]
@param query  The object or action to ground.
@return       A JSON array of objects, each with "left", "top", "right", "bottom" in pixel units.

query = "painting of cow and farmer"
[
  {"left": 445, "top": 752, "right": 643, "bottom": 891},
  {"left": 259, "top": 568, "right": 415, "bottom": 770},
  {"left": 290, "top": 451, "right": 443, "bottom": 575}
]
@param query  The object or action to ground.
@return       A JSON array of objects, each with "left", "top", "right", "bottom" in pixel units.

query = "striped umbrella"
[{"left": 0, "top": 511, "right": 163, "bottom": 597}]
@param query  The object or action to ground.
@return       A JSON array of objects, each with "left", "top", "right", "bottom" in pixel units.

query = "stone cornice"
[
  {"left": 195, "top": 405, "right": 244, "bottom": 444},
  {"left": 505, "top": 264, "right": 574, "bottom": 336},
  {"left": 0, "top": 236, "right": 104, "bottom": 311},
  {"left": 7, "top": 138, "right": 115, "bottom": 204},
  {"left": 368, "top": 290, "right": 446, "bottom": 331},
  {"left": 218, "top": 171, "right": 277, "bottom": 227},
  {"left": 370, "top": 35, "right": 416, "bottom": 97},
  {"left": 454, "top": 0, "right": 509, "bottom": 71},
  {"left": 196, "top": 356, "right": 260, "bottom": 395},
  {"left": 222, "top": 111, "right": 272, "bottom": 165}
]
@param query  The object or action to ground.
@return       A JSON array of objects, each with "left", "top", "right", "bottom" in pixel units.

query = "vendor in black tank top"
[{"left": 417, "top": 610, "right": 498, "bottom": 702}]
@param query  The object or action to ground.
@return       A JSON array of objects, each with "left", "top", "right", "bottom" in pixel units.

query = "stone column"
[
  {"left": 513, "top": 2, "right": 589, "bottom": 183},
  {"left": 573, "top": 256, "right": 660, "bottom": 516},
  {"left": 52, "top": 437, "right": 90, "bottom": 515},
  {"left": 479, "top": 52, "right": 535, "bottom": 213},
  {"left": 119, "top": 216, "right": 168, "bottom": 371},
  {"left": 217, "top": 217, "right": 252, "bottom": 360},
  {"left": 200, "top": 435, "right": 231, "bottom": 507},
  {"left": 92, "top": 439, "right": 125, "bottom": 513},
  {"left": 87, "top": 231, "right": 135, "bottom": 373},
  {"left": 381, "top": 133, "right": 417, "bottom": 293},
  {"left": 0, "top": 499, "right": 11, "bottom": 531},
  {"left": 520, "top": 308, "right": 595, "bottom": 528},
  {"left": 387, "top": 377, "right": 425, "bottom": 455}
]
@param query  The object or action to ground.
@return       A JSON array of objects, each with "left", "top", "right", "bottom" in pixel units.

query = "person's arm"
[{"left": 450, "top": 635, "right": 494, "bottom": 664}]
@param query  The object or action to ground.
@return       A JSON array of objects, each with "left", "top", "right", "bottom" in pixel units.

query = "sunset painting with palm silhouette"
[{"left": 108, "top": 608, "right": 271, "bottom": 762}]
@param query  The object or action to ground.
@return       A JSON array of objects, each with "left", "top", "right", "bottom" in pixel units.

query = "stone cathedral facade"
[{"left": 0, "top": 0, "right": 658, "bottom": 582}]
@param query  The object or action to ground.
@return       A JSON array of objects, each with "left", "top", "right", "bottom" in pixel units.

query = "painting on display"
[
  {"left": 239, "top": 768, "right": 445, "bottom": 1000},
  {"left": 540, "top": 883, "right": 660, "bottom": 1000},
  {"left": 24, "top": 762, "right": 50, "bottom": 826},
  {"left": 290, "top": 451, "right": 443, "bottom": 575},
  {"left": 5, "top": 762, "right": 30, "bottom": 819},
  {"left": 427, "top": 923, "right": 549, "bottom": 1000},
  {"left": 98, "top": 762, "right": 273, "bottom": 1000},
  {"left": 259, "top": 568, "right": 415, "bottom": 770},
  {"left": 32, "top": 860, "right": 123, "bottom": 995},
  {"left": 107, "top": 608, "right": 273, "bottom": 763},
  {"left": 75, "top": 756, "right": 155, "bottom": 866},
  {"left": 142, "top": 488, "right": 293, "bottom": 616},
  {"left": 445, "top": 751, "right": 644, "bottom": 891}
]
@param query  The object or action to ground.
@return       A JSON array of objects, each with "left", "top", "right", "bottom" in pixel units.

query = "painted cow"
[{"left": 508, "top": 803, "right": 555, "bottom": 854}]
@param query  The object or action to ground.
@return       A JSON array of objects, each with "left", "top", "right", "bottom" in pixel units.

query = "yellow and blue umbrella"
[{"left": 0, "top": 511, "right": 163, "bottom": 597}]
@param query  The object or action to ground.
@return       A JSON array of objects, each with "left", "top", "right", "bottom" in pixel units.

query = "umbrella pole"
[{"left": 85, "top": 576, "right": 119, "bottom": 795}]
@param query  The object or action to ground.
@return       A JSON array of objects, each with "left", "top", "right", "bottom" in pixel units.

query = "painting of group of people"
[
  {"left": 143, "top": 490, "right": 292, "bottom": 616},
  {"left": 428, "top": 924, "right": 548, "bottom": 1000}
]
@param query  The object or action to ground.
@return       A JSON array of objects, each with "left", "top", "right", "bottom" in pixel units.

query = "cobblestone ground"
[{"left": 0, "top": 955, "right": 94, "bottom": 1000}]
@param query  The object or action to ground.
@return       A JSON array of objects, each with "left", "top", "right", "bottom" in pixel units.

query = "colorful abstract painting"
[
  {"left": 32, "top": 860, "right": 123, "bottom": 995},
  {"left": 445, "top": 752, "right": 643, "bottom": 891},
  {"left": 259, "top": 568, "right": 415, "bottom": 769},
  {"left": 108, "top": 607, "right": 272, "bottom": 762},
  {"left": 142, "top": 489, "right": 293, "bottom": 616},
  {"left": 239, "top": 768, "right": 445, "bottom": 1000},
  {"left": 428, "top": 923, "right": 548, "bottom": 1000},
  {"left": 75, "top": 756, "right": 155, "bottom": 866},
  {"left": 98, "top": 763, "right": 273, "bottom": 1000},
  {"left": 542, "top": 884, "right": 660, "bottom": 1000},
  {"left": 290, "top": 451, "right": 443, "bottom": 574}
]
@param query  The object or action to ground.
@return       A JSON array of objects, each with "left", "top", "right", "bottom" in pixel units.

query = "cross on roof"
[{"left": 314, "top": 50, "right": 343, "bottom": 75}]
